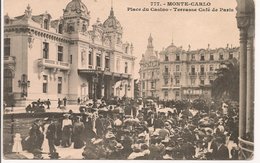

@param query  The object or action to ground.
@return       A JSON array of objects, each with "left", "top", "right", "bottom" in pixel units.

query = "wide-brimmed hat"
[
  {"left": 63, "top": 113, "right": 70, "bottom": 117},
  {"left": 93, "top": 139, "right": 103, "bottom": 145},
  {"left": 105, "top": 133, "right": 116, "bottom": 139},
  {"left": 138, "top": 133, "right": 145, "bottom": 138}
]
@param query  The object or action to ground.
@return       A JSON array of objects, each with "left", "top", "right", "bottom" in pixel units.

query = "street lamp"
[
  {"left": 93, "top": 72, "right": 98, "bottom": 107},
  {"left": 18, "top": 74, "right": 30, "bottom": 97}
]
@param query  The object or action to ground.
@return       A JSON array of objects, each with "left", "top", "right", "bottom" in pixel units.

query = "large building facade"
[
  {"left": 4, "top": 0, "right": 135, "bottom": 106},
  {"left": 139, "top": 35, "right": 239, "bottom": 101}
]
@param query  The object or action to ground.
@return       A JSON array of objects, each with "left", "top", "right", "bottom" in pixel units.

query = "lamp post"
[
  {"left": 18, "top": 74, "right": 30, "bottom": 97},
  {"left": 93, "top": 72, "right": 98, "bottom": 108}
]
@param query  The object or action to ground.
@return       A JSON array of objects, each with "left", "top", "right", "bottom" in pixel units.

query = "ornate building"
[
  {"left": 139, "top": 35, "right": 239, "bottom": 101},
  {"left": 4, "top": 0, "right": 135, "bottom": 106},
  {"left": 139, "top": 34, "right": 160, "bottom": 99}
]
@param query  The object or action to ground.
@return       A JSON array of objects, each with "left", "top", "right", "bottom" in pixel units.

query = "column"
[
  {"left": 92, "top": 48, "right": 96, "bottom": 69},
  {"left": 246, "top": 35, "right": 254, "bottom": 134},
  {"left": 238, "top": 27, "right": 247, "bottom": 138},
  {"left": 101, "top": 75, "right": 105, "bottom": 98},
  {"left": 101, "top": 51, "right": 106, "bottom": 71}
]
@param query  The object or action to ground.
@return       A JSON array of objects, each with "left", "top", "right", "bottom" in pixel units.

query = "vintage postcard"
[{"left": 1, "top": 0, "right": 255, "bottom": 161}]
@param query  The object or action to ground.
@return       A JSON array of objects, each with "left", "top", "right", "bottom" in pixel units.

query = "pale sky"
[{"left": 4, "top": 0, "right": 239, "bottom": 79}]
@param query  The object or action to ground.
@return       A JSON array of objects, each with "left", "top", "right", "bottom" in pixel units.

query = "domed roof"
[
  {"left": 63, "top": 0, "right": 90, "bottom": 19},
  {"left": 103, "top": 8, "right": 122, "bottom": 33},
  {"left": 165, "top": 43, "right": 178, "bottom": 53}
]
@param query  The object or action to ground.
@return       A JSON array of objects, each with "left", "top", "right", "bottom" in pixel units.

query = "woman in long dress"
[
  {"left": 12, "top": 133, "right": 23, "bottom": 153},
  {"left": 72, "top": 116, "right": 85, "bottom": 149}
]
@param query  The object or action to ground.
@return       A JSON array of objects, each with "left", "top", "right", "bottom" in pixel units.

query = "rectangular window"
[
  {"left": 142, "top": 81, "right": 145, "bottom": 89},
  {"left": 210, "top": 80, "right": 214, "bottom": 84},
  {"left": 210, "top": 54, "right": 214, "bottom": 60},
  {"left": 191, "top": 54, "right": 195, "bottom": 60},
  {"left": 4, "top": 38, "right": 11, "bottom": 56},
  {"left": 43, "top": 42, "right": 49, "bottom": 59},
  {"left": 105, "top": 55, "right": 110, "bottom": 69},
  {"left": 58, "top": 77, "right": 62, "bottom": 94},
  {"left": 164, "top": 78, "right": 168, "bottom": 85},
  {"left": 96, "top": 53, "right": 101, "bottom": 68},
  {"left": 176, "top": 54, "right": 180, "bottom": 61},
  {"left": 191, "top": 79, "right": 195, "bottom": 85},
  {"left": 200, "top": 66, "right": 205, "bottom": 74},
  {"left": 164, "top": 91, "right": 168, "bottom": 98},
  {"left": 229, "top": 53, "right": 233, "bottom": 59},
  {"left": 58, "top": 46, "right": 63, "bottom": 61},
  {"left": 143, "top": 73, "right": 145, "bottom": 79},
  {"left": 165, "top": 67, "right": 169, "bottom": 73},
  {"left": 125, "top": 62, "right": 128, "bottom": 73},
  {"left": 200, "top": 79, "right": 205, "bottom": 85},
  {"left": 191, "top": 66, "right": 196, "bottom": 74},
  {"left": 70, "top": 55, "right": 72, "bottom": 64},
  {"left": 176, "top": 65, "right": 180, "bottom": 72},
  {"left": 209, "top": 65, "right": 214, "bottom": 71},
  {"left": 176, "top": 91, "right": 180, "bottom": 97},
  {"left": 165, "top": 55, "right": 169, "bottom": 61},
  {"left": 43, "top": 75, "right": 48, "bottom": 93},
  {"left": 151, "top": 82, "right": 155, "bottom": 89},
  {"left": 176, "top": 79, "right": 180, "bottom": 85},
  {"left": 88, "top": 48, "right": 93, "bottom": 65}
]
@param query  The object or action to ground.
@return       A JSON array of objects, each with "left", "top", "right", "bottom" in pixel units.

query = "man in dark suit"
[
  {"left": 214, "top": 136, "right": 229, "bottom": 160},
  {"left": 46, "top": 118, "right": 57, "bottom": 155},
  {"left": 204, "top": 135, "right": 218, "bottom": 160}
]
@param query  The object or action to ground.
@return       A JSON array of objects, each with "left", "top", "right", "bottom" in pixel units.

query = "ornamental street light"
[
  {"left": 18, "top": 74, "right": 30, "bottom": 97},
  {"left": 93, "top": 72, "right": 98, "bottom": 108}
]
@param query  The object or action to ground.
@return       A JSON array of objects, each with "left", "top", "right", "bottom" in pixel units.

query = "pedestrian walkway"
[
  {"left": 6, "top": 123, "right": 85, "bottom": 159},
  {"left": 4, "top": 105, "right": 82, "bottom": 114}
]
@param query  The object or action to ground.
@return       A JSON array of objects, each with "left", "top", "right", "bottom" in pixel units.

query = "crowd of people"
[{"left": 20, "top": 97, "right": 241, "bottom": 160}]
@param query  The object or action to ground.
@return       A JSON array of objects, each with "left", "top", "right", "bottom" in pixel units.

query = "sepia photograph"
[{"left": 1, "top": 0, "right": 255, "bottom": 161}]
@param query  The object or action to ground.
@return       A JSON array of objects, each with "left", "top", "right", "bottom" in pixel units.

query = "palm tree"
[{"left": 211, "top": 58, "right": 239, "bottom": 101}]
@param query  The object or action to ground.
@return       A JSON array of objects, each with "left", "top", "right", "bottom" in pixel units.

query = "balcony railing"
[
  {"left": 163, "top": 72, "right": 170, "bottom": 78},
  {"left": 238, "top": 137, "right": 254, "bottom": 160},
  {"left": 199, "top": 72, "right": 206, "bottom": 76},
  {"left": 189, "top": 72, "right": 197, "bottom": 76},
  {"left": 174, "top": 72, "right": 181, "bottom": 76},
  {"left": 4, "top": 56, "right": 16, "bottom": 64},
  {"left": 38, "top": 58, "right": 70, "bottom": 70}
]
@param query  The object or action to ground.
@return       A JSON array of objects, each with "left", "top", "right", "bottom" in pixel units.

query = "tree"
[{"left": 211, "top": 58, "right": 239, "bottom": 101}]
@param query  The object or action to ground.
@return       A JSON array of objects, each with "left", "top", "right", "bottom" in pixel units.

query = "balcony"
[
  {"left": 189, "top": 72, "right": 197, "bottom": 77},
  {"left": 162, "top": 85, "right": 170, "bottom": 89},
  {"left": 38, "top": 58, "right": 70, "bottom": 71},
  {"left": 4, "top": 56, "right": 16, "bottom": 65},
  {"left": 199, "top": 72, "right": 206, "bottom": 77},
  {"left": 174, "top": 72, "right": 181, "bottom": 76},
  {"left": 163, "top": 72, "right": 170, "bottom": 78}
]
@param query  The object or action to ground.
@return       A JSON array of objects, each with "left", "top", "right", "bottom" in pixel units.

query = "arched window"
[
  {"left": 58, "top": 24, "right": 63, "bottom": 34},
  {"left": 43, "top": 19, "right": 49, "bottom": 30},
  {"left": 165, "top": 55, "right": 169, "bottom": 61},
  {"left": 200, "top": 52, "right": 205, "bottom": 61}
]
